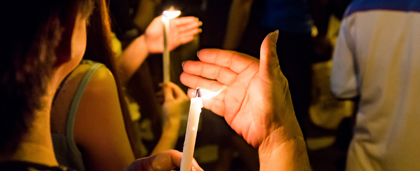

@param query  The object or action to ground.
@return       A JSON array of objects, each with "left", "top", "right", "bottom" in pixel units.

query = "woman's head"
[{"left": 0, "top": 0, "right": 94, "bottom": 156}]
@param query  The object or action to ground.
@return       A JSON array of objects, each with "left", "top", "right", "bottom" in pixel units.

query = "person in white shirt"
[{"left": 331, "top": 0, "right": 420, "bottom": 170}]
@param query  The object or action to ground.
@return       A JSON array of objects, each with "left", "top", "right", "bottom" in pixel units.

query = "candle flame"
[
  {"left": 196, "top": 86, "right": 227, "bottom": 99},
  {"left": 162, "top": 7, "right": 181, "bottom": 20}
]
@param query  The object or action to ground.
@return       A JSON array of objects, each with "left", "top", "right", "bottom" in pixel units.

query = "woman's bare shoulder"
[
  {"left": 73, "top": 65, "right": 134, "bottom": 171},
  {"left": 84, "top": 66, "right": 116, "bottom": 94},
  {"left": 51, "top": 63, "right": 97, "bottom": 133}
]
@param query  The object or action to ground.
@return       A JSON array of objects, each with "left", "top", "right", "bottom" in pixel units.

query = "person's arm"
[
  {"left": 74, "top": 67, "right": 135, "bottom": 171},
  {"left": 181, "top": 31, "right": 311, "bottom": 170},
  {"left": 330, "top": 20, "right": 358, "bottom": 99},
  {"left": 151, "top": 118, "right": 181, "bottom": 155},
  {"left": 223, "top": 0, "right": 254, "bottom": 50},
  {"left": 118, "top": 35, "right": 149, "bottom": 83},
  {"left": 151, "top": 82, "right": 189, "bottom": 155}
]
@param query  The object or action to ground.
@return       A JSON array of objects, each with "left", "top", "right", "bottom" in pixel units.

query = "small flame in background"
[
  {"left": 162, "top": 6, "right": 181, "bottom": 20},
  {"left": 197, "top": 86, "right": 227, "bottom": 99}
]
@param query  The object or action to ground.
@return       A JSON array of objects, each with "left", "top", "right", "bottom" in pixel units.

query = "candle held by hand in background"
[{"left": 161, "top": 7, "right": 181, "bottom": 83}]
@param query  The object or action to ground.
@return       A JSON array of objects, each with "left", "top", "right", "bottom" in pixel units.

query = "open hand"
[{"left": 180, "top": 31, "right": 303, "bottom": 148}]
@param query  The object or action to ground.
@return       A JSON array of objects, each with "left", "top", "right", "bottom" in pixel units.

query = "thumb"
[
  {"left": 166, "top": 82, "right": 188, "bottom": 100},
  {"left": 260, "top": 30, "right": 280, "bottom": 79},
  {"left": 124, "top": 150, "right": 203, "bottom": 171},
  {"left": 163, "top": 83, "right": 174, "bottom": 101}
]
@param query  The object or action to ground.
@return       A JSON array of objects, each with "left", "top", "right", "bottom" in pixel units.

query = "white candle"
[
  {"left": 161, "top": 8, "right": 181, "bottom": 83},
  {"left": 180, "top": 86, "right": 227, "bottom": 171},
  {"left": 162, "top": 16, "right": 170, "bottom": 83},
  {"left": 180, "top": 97, "right": 203, "bottom": 171}
]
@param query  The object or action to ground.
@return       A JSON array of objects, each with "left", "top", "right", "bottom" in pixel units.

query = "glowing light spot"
[
  {"left": 198, "top": 86, "right": 227, "bottom": 99},
  {"left": 162, "top": 7, "right": 181, "bottom": 20}
]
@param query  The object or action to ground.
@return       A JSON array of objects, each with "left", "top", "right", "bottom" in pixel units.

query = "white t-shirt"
[{"left": 331, "top": 0, "right": 420, "bottom": 170}]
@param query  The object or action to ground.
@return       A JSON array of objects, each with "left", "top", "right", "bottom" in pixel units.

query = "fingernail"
[
  {"left": 182, "top": 61, "right": 186, "bottom": 67},
  {"left": 199, "top": 21, "right": 203, "bottom": 26},
  {"left": 272, "top": 30, "right": 279, "bottom": 44},
  {"left": 198, "top": 28, "right": 202, "bottom": 33}
]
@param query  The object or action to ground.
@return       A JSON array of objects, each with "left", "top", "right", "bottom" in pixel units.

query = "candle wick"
[{"left": 195, "top": 88, "right": 201, "bottom": 98}]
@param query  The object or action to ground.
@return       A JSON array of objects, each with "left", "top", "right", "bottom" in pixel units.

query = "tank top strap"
[{"left": 65, "top": 61, "right": 104, "bottom": 154}]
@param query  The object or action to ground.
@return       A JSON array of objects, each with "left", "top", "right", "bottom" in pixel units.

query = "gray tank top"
[{"left": 52, "top": 61, "right": 104, "bottom": 171}]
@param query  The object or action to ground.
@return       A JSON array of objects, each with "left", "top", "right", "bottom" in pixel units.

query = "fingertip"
[
  {"left": 270, "top": 30, "right": 279, "bottom": 57},
  {"left": 149, "top": 150, "right": 182, "bottom": 171},
  {"left": 261, "top": 30, "right": 279, "bottom": 56},
  {"left": 260, "top": 31, "right": 281, "bottom": 79},
  {"left": 187, "top": 88, "right": 196, "bottom": 99},
  {"left": 167, "top": 149, "right": 183, "bottom": 168},
  {"left": 180, "top": 72, "right": 187, "bottom": 84},
  {"left": 272, "top": 30, "right": 279, "bottom": 44},
  {"left": 182, "top": 60, "right": 193, "bottom": 68},
  {"left": 196, "top": 49, "right": 206, "bottom": 60},
  {"left": 192, "top": 159, "right": 204, "bottom": 171}
]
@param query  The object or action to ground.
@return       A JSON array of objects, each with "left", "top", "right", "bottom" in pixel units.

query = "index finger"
[
  {"left": 171, "top": 16, "right": 199, "bottom": 26},
  {"left": 197, "top": 49, "right": 259, "bottom": 74},
  {"left": 162, "top": 83, "right": 174, "bottom": 101}
]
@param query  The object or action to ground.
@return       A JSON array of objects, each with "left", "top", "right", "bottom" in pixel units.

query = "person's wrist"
[
  {"left": 161, "top": 119, "right": 181, "bottom": 139},
  {"left": 138, "top": 35, "right": 149, "bottom": 55},
  {"left": 258, "top": 125, "right": 303, "bottom": 153},
  {"left": 167, "top": 116, "right": 181, "bottom": 126},
  {"left": 258, "top": 126, "right": 310, "bottom": 171},
  {"left": 163, "top": 116, "right": 181, "bottom": 131}
]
